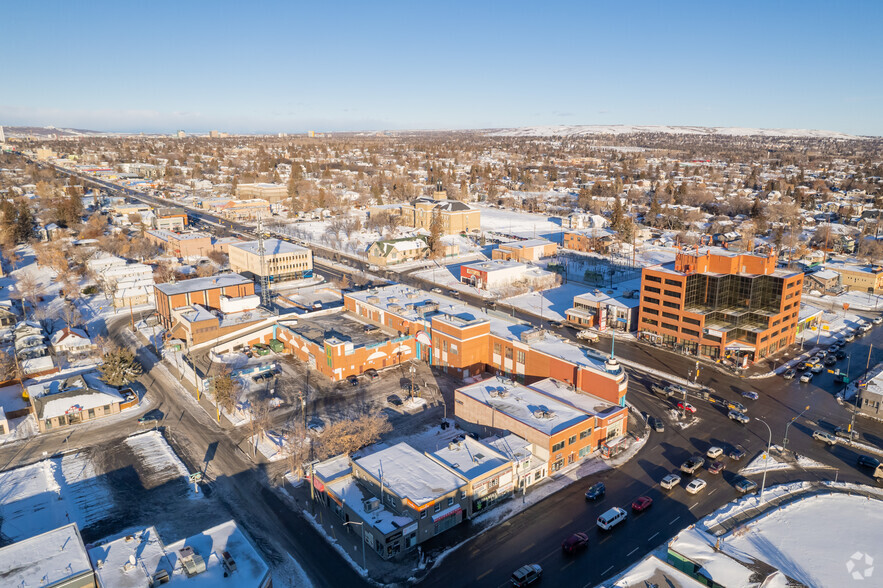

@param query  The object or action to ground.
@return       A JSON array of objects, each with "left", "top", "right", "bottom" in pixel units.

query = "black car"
[
  {"left": 347, "top": 375, "right": 359, "bottom": 386},
  {"left": 365, "top": 368, "right": 379, "bottom": 380},
  {"left": 836, "top": 350, "right": 847, "bottom": 360},
  {"left": 857, "top": 455, "right": 881, "bottom": 469},
  {"left": 387, "top": 394, "right": 403, "bottom": 407},
  {"left": 585, "top": 481, "right": 605, "bottom": 500},
  {"left": 824, "top": 356, "right": 837, "bottom": 366}
]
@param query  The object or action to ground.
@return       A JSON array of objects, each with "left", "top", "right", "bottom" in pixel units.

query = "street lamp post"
[
  {"left": 755, "top": 417, "right": 772, "bottom": 503},
  {"left": 783, "top": 405, "right": 811, "bottom": 450},
  {"left": 343, "top": 521, "right": 367, "bottom": 572}
]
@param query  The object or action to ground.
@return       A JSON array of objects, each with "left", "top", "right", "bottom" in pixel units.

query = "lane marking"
[
  {"left": 602, "top": 565, "right": 614, "bottom": 575},
  {"left": 690, "top": 502, "right": 700, "bottom": 510},
  {"left": 648, "top": 532, "right": 660, "bottom": 541},
  {"left": 477, "top": 569, "right": 492, "bottom": 580},
  {"left": 628, "top": 547, "right": 640, "bottom": 556},
  {"left": 708, "top": 488, "right": 717, "bottom": 495},
  {"left": 520, "top": 542, "right": 535, "bottom": 553},
  {"left": 670, "top": 516, "right": 680, "bottom": 525}
]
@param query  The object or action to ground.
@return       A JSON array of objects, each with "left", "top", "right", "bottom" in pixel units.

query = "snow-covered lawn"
[
  {"left": 739, "top": 450, "right": 829, "bottom": 475},
  {"left": 477, "top": 205, "right": 563, "bottom": 240},
  {"left": 804, "top": 290, "right": 883, "bottom": 313},
  {"left": 503, "top": 283, "right": 589, "bottom": 321}
]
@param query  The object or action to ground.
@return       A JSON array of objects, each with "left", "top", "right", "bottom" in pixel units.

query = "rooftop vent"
[
  {"left": 364, "top": 497, "right": 381, "bottom": 512},
  {"left": 532, "top": 408, "right": 555, "bottom": 419}
]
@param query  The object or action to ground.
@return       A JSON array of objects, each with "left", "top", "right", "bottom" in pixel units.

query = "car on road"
[
  {"left": 347, "top": 375, "right": 359, "bottom": 386},
  {"left": 727, "top": 401, "right": 748, "bottom": 413},
  {"left": 677, "top": 401, "right": 696, "bottom": 414},
  {"left": 576, "top": 330, "right": 600, "bottom": 343},
  {"left": 561, "top": 532, "right": 589, "bottom": 554},
  {"left": 796, "top": 361, "right": 809, "bottom": 371},
  {"left": 812, "top": 430, "right": 838, "bottom": 445},
  {"left": 138, "top": 415, "right": 159, "bottom": 426},
  {"left": 585, "top": 481, "right": 606, "bottom": 500},
  {"left": 597, "top": 507, "right": 628, "bottom": 530},
  {"left": 365, "top": 368, "right": 379, "bottom": 380},
  {"left": 708, "top": 461, "right": 726, "bottom": 474},
  {"left": 834, "top": 426, "right": 860, "bottom": 440},
  {"left": 874, "top": 316, "right": 883, "bottom": 325},
  {"left": 681, "top": 456, "right": 705, "bottom": 475},
  {"left": 810, "top": 363, "right": 825, "bottom": 373},
  {"left": 741, "top": 390, "right": 759, "bottom": 400},
  {"left": 824, "top": 356, "right": 838, "bottom": 366},
  {"left": 728, "top": 410, "right": 750, "bottom": 424},
  {"left": 548, "top": 321, "right": 564, "bottom": 329},
  {"left": 706, "top": 446, "right": 724, "bottom": 459},
  {"left": 734, "top": 477, "right": 758, "bottom": 493},
  {"left": 729, "top": 447, "right": 747, "bottom": 460},
  {"left": 511, "top": 564, "right": 543, "bottom": 587},
  {"left": 836, "top": 350, "right": 848, "bottom": 360},
  {"left": 386, "top": 394, "right": 403, "bottom": 407},
  {"left": 648, "top": 416, "right": 665, "bottom": 433},
  {"left": 685, "top": 478, "right": 708, "bottom": 494},
  {"left": 660, "top": 473, "right": 682, "bottom": 490},
  {"left": 800, "top": 372, "right": 814, "bottom": 383},
  {"left": 783, "top": 369, "right": 797, "bottom": 380},
  {"left": 448, "top": 290, "right": 460, "bottom": 298},
  {"left": 857, "top": 455, "right": 881, "bottom": 469},
  {"left": 430, "top": 287, "right": 443, "bottom": 294},
  {"left": 631, "top": 496, "right": 653, "bottom": 512}
]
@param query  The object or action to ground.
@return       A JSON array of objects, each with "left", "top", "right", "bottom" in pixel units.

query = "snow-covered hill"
[{"left": 487, "top": 124, "right": 864, "bottom": 140}]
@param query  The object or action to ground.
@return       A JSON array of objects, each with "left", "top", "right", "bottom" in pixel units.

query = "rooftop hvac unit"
[
  {"left": 181, "top": 553, "right": 206, "bottom": 577},
  {"left": 150, "top": 569, "right": 170, "bottom": 586},
  {"left": 364, "top": 497, "right": 381, "bottom": 512},
  {"left": 222, "top": 551, "right": 237, "bottom": 572}
]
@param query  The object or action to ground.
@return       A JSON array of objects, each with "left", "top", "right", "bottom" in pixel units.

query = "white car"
[
  {"left": 685, "top": 478, "right": 708, "bottom": 494},
  {"left": 706, "top": 447, "right": 724, "bottom": 459},
  {"left": 800, "top": 372, "right": 814, "bottom": 383},
  {"left": 860, "top": 322, "right": 873, "bottom": 333},
  {"left": 873, "top": 316, "right": 883, "bottom": 325},
  {"left": 660, "top": 473, "right": 681, "bottom": 490}
]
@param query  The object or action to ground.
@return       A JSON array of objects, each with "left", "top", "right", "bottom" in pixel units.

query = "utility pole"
[
  {"left": 868, "top": 344, "right": 874, "bottom": 371},
  {"left": 756, "top": 417, "right": 772, "bottom": 503}
]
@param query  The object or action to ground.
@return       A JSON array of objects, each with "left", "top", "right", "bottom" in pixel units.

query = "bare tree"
[
  {"left": 211, "top": 368, "right": 240, "bottom": 422},
  {"left": 15, "top": 272, "right": 43, "bottom": 315},
  {"left": 248, "top": 396, "right": 272, "bottom": 458},
  {"left": 284, "top": 418, "right": 311, "bottom": 478},
  {"left": 312, "top": 413, "right": 391, "bottom": 460}
]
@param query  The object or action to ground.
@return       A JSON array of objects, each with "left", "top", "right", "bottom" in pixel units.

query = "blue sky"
[{"left": 2, "top": 1, "right": 881, "bottom": 135}]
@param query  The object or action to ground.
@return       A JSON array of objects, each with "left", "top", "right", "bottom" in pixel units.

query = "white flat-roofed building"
[
  {"left": 0, "top": 524, "right": 94, "bottom": 588},
  {"left": 228, "top": 238, "right": 313, "bottom": 283}
]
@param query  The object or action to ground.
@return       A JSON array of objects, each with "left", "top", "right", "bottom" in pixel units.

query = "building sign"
[
  {"left": 704, "top": 328, "right": 723, "bottom": 338},
  {"left": 65, "top": 404, "right": 84, "bottom": 414},
  {"left": 598, "top": 305, "right": 608, "bottom": 331}
]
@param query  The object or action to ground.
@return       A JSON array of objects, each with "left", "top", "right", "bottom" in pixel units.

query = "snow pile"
[{"left": 124, "top": 431, "right": 190, "bottom": 487}]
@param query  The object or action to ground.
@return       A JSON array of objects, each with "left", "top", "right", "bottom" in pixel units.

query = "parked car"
[
  {"left": 708, "top": 461, "right": 726, "bottom": 474},
  {"left": 677, "top": 401, "right": 696, "bottom": 414},
  {"left": 873, "top": 316, "right": 883, "bottom": 325},
  {"left": 811, "top": 363, "right": 825, "bottom": 373},
  {"left": 511, "top": 564, "right": 543, "bottom": 587},
  {"left": 561, "top": 532, "right": 589, "bottom": 554},
  {"left": 857, "top": 455, "right": 881, "bottom": 469},
  {"left": 812, "top": 430, "right": 838, "bottom": 445},
  {"left": 660, "top": 473, "right": 682, "bottom": 490},
  {"left": 824, "top": 356, "right": 838, "bottom": 366},
  {"left": 860, "top": 322, "right": 873, "bottom": 333},
  {"left": 365, "top": 368, "right": 379, "bottom": 380},
  {"left": 431, "top": 287, "right": 443, "bottom": 294},
  {"left": 834, "top": 426, "right": 860, "bottom": 440},
  {"left": 307, "top": 421, "right": 326, "bottom": 435},
  {"left": 783, "top": 369, "right": 797, "bottom": 380},
  {"left": 685, "top": 478, "right": 708, "bottom": 494},
  {"left": 648, "top": 416, "right": 664, "bottom": 433},
  {"left": 631, "top": 496, "right": 653, "bottom": 512},
  {"left": 735, "top": 477, "right": 758, "bottom": 494},
  {"left": 729, "top": 410, "right": 750, "bottom": 424},
  {"left": 347, "top": 375, "right": 359, "bottom": 386},
  {"left": 549, "top": 321, "right": 564, "bottom": 329},
  {"left": 800, "top": 372, "right": 814, "bottom": 383},
  {"left": 386, "top": 394, "right": 403, "bottom": 407},
  {"left": 742, "top": 390, "right": 759, "bottom": 400},
  {"left": 576, "top": 330, "right": 600, "bottom": 343},
  {"left": 585, "top": 481, "right": 606, "bottom": 500},
  {"left": 681, "top": 456, "right": 705, "bottom": 475},
  {"left": 706, "top": 446, "right": 724, "bottom": 459},
  {"left": 845, "top": 331, "right": 856, "bottom": 342},
  {"left": 597, "top": 507, "right": 628, "bottom": 530},
  {"left": 729, "top": 447, "right": 747, "bottom": 461}
]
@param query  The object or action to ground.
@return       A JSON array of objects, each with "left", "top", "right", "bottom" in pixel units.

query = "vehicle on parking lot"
[
  {"left": 308, "top": 420, "right": 326, "bottom": 434},
  {"left": 845, "top": 331, "right": 856, "bottom": 342},
  {"left": 824, "top": 356, "right": 837, "bottom": 366},
  {"left": 706, "top": 446, "right": 724, "bottom": 459},
  {"left": 834, "top": 426, "right": 860, "bottom": 440},
  {"left": 511, "top": 564, "right": 543, "bottom": 587},
  {"left": 735, "top": 477, "right": 758, "bottom": 493},
  {"left": 648, "top": 416, "right": 665, "bottom": 433},
  {"left": 677, "top": 401, "right": 696, "bottom": 414},
  {"left": 631, "top": 496, "right": 653, "bottom": 512},
  {"left": 401, "top": 382, "right": 420, "bottom": 394},
  {"left": 857, "top": 455, "right": 881, "bottom": 469},
  {"left": 597, "top": 507, "right": 628, "bottom": 530},
  {"left": 728, "top": 410, "right": 750, "bottom": 424},
  {"left": 708, "top": 461, "right": 726, "bottom": 474},
  {"left": 561, "top": 532, "right": 589, "bottom": 554},
  {"left": 800, "top": 372, "right": 814, "bottom": 383},
  {"left": 783, "top": 368, "right": 797, "bottom": 380},
  {"left": 365, "top": 368, "right": 379, "bottom": 380},
  {"left": 741, "top": 390, "right": 759, "bottom": 400},
  {"left": 874, "top": 316, "right": 883, "bottom": 325},
  {"left": 660, "top": 473, "right": 681, "bottom": 490},
  {"left": 576, "top": 330, "right": 600, "bottom": 343},
  {"left": 836, "top": 350, "right": 847, "bottom": 360},
  {"left": 585, "top": 481, "right": 605, "bottom": 500},
  {"left": 729, "top": 447, "right": 746, "bottom": 460},
  {"left": 685, "top": 478, "right": 708, "bottom": 494},
  {"left": 386, "top": 394, "right": 403, "bottom": 407},
  {"left": 812, "top": 430, "right": 838, "bottom": 445},
  {"left": 860, "top": 322, "right": 873, "bottom": 333},
  {"left": 681, "top": 456, "right": 705, "bottom": 474},
  {"left": 347, "top": 375, "right": 359, "bottom": 386},
  {"left": 810, "top": 363, "right": 825, "bottom": 373}
]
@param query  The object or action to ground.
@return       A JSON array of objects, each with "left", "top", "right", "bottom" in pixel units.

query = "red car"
[
  {"left": 561, "top": 532, "right": 589, "bottom": 554},
  {"left": 631, "top": 496, "right": 653, "bottom": 512},
  {"left": 708, "top": 461, "right": 726, "bottom": 474},
  {"left": 677, "top": 402, "right": 696, "bottom": 413}
]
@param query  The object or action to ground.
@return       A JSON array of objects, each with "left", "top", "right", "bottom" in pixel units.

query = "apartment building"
[
  {"left": 454, "top": 377, "right": 628, "bottom": 474},
  {"left": 343, "top": 285, "right": 628, "bottom": 405},
  {"left": 146, "top": 229, "right": 213, "bottom": 258},
  {"left": 638, "top": 248, "right": 804, "bottom": 366},
  {"left": 401, "top": 190, "right": 480, "bottom": 236},
  {"left": 826, "top": 262, "right": 883, "bottom": 294},
  {"left": 491, "top": 238, "right": 557, "bottom": 262},
  {"left": 229, "top": 238, "right": 313, "bottom": 283},
  {"left": 235, "top": 182, "right": 288, "bottom": 203}
]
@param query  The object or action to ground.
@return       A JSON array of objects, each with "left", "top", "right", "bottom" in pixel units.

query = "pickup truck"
[
  {"left": 651, "top": 383, "right": 670, "bottom": 397},
  {"left": 576, "top": 330, "right": 599, "bottom": 343}
]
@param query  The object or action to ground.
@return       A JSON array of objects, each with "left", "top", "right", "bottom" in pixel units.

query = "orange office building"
[{"left": 638, "top": 248, "right": 804, "bottom": 366}]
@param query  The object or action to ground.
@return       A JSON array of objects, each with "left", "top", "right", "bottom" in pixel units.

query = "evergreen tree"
[
  {"left": 98, "top": 346, "right": 143, "bottom": 387},
  {"left": 611, "top": 196, "right": 624, "bottom": 230},
  {"left": 13, "top": 200, "right": 34, "bottom": 243}
]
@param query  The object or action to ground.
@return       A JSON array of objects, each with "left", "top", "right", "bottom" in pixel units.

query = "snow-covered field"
[
  {"left": 804, "top": 290, "right": 883, "bottom": 313},
  {"left": 476, "top": 205, "right": 563, "bottom": 240},
  {"left": 504, "top": 283, "right": 589, "bottom": 321}
]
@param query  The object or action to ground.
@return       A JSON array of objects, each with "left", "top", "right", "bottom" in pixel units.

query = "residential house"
[
  {"left": 50, "top": 327, "right": 95, "bottom": 359},
  {"left": 28, "top": 371, "right": 128, "bottom": 433}
]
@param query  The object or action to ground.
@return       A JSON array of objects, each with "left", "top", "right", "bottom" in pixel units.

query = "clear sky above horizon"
[{"left": 2, "top": 1, "right": 882, "bottom": 135}]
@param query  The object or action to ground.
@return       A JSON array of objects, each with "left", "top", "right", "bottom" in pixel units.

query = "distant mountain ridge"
[{"left": 487, "top": 124, "right": 865, "bottom": 140}]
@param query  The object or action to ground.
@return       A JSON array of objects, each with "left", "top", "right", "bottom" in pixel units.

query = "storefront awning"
[
  {"left": 416, "top": 331, "right": 432, "bottom": 346},
  {"left": 392, "top": 345, "right": 412, "bottom": 355},
  {"left": 725, "top": 342, "right": 756, "bottom": 351},
  {"left": 366, "top": 350, "right": 387, "bottom": 361},
  {"left": 431, "top": 504, "right": 462, "bottom": 523}
]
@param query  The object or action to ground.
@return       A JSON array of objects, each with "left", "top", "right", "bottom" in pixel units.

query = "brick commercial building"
[
  {"left": 146, "top": 229, "right": 213, "bottom": 258},
  {"left": 563, "top": 228, "right": 617, "bottom": 254},
  {"left": 154, "top": 273, "right": 268, "bottom": 346},
  {"left": 154, "top": 207, "right": 188, "bottom": 230},
  {"left": 455, "top": 376, "right": 629, "bottom": 474},
  {"left": 826, "top": 262, "right": 883, "bottom": 294},
  {"left": 460, "top": 260, "right": 556, "bottom": 291},
  {"left": 235, "top": 182, "right": 288, "bottom": 203},
  {"left": 275, "top": 311, "right": 417, "bottom": 381},
  {"left": 220, "top": 199, "right": 272, "bottom": 220},
  {"left": 638, "top": 247, "right": 804, "bottom": 366},
  {"left": 492, "top": 239, "right": 558, "bottom": 262},
  {"left": 344, "top": 285, "right": 628, "bottom": 406},
  {"left": 229, "top": 238, "right": 313, "bottom": 283},
  {"left": 401, "top": 190, "right": 480, "bottom": 236}
]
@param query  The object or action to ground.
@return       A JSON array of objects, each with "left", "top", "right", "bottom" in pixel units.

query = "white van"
[{"left": 597, "top": 507, "right": 627, "bottom": 530}]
